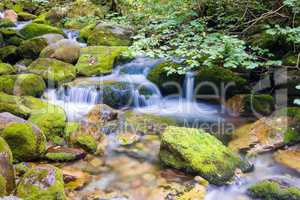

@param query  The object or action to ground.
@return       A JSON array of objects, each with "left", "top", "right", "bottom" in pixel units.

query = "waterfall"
[
  {"left": 63, "top": 29, "right": 87, "bottom": 47},
  {"left": 185, "top": 71, "right": 195, "bottom": 102}
]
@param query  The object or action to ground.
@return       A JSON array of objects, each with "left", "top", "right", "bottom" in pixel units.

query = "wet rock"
[
  {"left": 226, "top": 94, "right": 275, "bottom": 117},
  {"left": 62, "top": 166, "right": 92, "bottom": 190},
  {"left": 274, "top": 145, "right": 300, "bottom": 172},
  {"left": 28, "top": 58, "right": 76, "bottom": 86},
  {"left": 160, "top": 126, "right": 244, "bottom": 185},
  {"left": 3, "top": 10, "right": 17, "bottom": 23},
  {"left": 1, "top": 122, "right": 46, "bottom": 162},
  {"left": 0, "top": 63, "right": 16, "bottom": 75},
  {"left": 0, "top": 112, "right": 26, "bottom": 130},
  {"left": 87, "top": 23, "right": 133, "bottom": 46},
  {"left": 248, "top": 180, "right": 300, "bottom": 200},
  {"left": 17, "top": 12, "right": 37, "bottom": 21},
  {"left": 79, "top": 23, "right": 97, "bottom": 41},
  {"left": 0, "top": 136, "right": 15, "bottom": 196},
  {"left": 17, "top": 37, "right": 48, "bottom": 59},
  {"left": 76, "top": 46, "right": 127, "bottom": 76},
  {"left": 75, "top": 135, "right": 98, "bottom": 154},
  {"left": 40, "top": 39, "right": 81, "bottom": 64},
  {"left": 117, "top": 132, "right": 141, "bottom": 146},
  {"left": 16, "top": 164, "right": 67, "bottom": 200},
  {"left": 45, "top": 146, "right": 87, "bottom": 162},
  {"left": 19, "top": 23, "right": 65, "bottom": 39},
  {"left": 87, "top": 104, "right": 118, "bottom": 124}
]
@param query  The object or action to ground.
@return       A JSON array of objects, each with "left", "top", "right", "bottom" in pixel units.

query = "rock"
[
  {"left": 62, "top": 166, "right": 92, "bottom": 190},
  {"left": 1, "top": 122, "right": 46, "bottom": 162},
  {"left": 39, "top": 33, "right": 65, "bottom": 44},
  {"left": 64, "top": 122, "right": 80, "bottom": 143},
  {"left": 274, "top": 145, "right": 300, "bottom": 172},
  {"left": 147, "top": 61, "right": 184, "bottom": 95},
  {"left": 159, "top": 126, "right": 244, "bottom": 185},
  {"left": 79, "top": 23, "right": 96, "bottom": 41},
  {"left": 87, "top": 104, "right": 118, "bottom": 124},
  {"left": 45, "top": 146, "right": 86, "bottom": 162},
  {"left": 0, "top": 19, "right": 15, "bottom": 28},
  {"left": 229, "top": 107, "right": 300, "bottom": 154},
  {"left": 40, "top": 39, "right": 80, "bottom": 64},
  {"left": 6, "top": 36, "right": 24, "bottom": 46},
  {"left": 17, "top": 12, "right": 37, "bottom": 21},
  {"left": 28, "top": 58, "right": 76, "bottom": 86},
  {"left": 226, "top": 94, "right": 275, "bottom": 117},
  {"left": 75, "top": 135, "right": 98, "bottom": 154},
  {"left": 0, "top": 45, "right": 20, "bottom": 64},
  {"left": 0, "top": 74, "right": 46, "bottom": 97},
  {"left": 17, "top": 37, "right": 48, "bottom": 59},
  {"left": 248, "top": 180, "right": 300, "bottom": 200},
  {"left": 0, "top": 92, "right": 31, "bottom": 118},
  {"left": 16, "top": 164, "right": 67, "bottom": 200},
  {"left": 3, "top": 10, "right": 17, "bottom": 23},
  {"left": 0, "top": 136, "right": 15, "bottom": 196},
  {"left": 87, "top": 23, "right": 133, "bottom": 46},
  {"left": 19, "top": 23, "right": 65, "bottom": 39},
  {"left": 75, "top": 46, "right": 127, "bottom": 76},
  {"left": 0, "top": 112, "right": 26, "bottom": 130},
  {"left": 117, "top": 132, "right": 141, "bottom": 146},
  {"left": 0, "top": 63, "right": 16, "bottom": 75},
  {"left": 67, "top": 0, "right": 106, "bottom": 18}
]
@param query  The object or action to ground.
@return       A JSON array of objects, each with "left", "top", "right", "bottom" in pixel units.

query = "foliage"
[
  {"left": 265, "top": 25, "right": 300, "bottom": 46},
  {"left": 295, "top": 85, "right": 300, "bottom": 105}
]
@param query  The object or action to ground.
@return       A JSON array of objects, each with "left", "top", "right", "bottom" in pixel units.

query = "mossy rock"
[
  {"left": 39, "top": 33, "right": 64, "bottom": 44},
  {"left": 283, "top": 53, "right": 299, "bottom": 66},
  {"left": 19, "top": 23, "right": 65, "bottom": 39},
  {"left": 6, "top": 36, "right": 24, "bottom": 46},
  {"left": 45, "top": 146, "right": 86, "bottom": 162},
  {"left": 28, "top": 58, "right": 76, "bottom": 86},
  {"left": 0, "top": 136, "right": 15, "bottom": 196},
  {"left": 63, "top": 16, "right": 98, "bottom": 29},
  {"left": 67, "top": 0, "right": 106, "bottom": 18},
  {"left": 87, "top": 23, "right": 133, "bottom": 46},
  {"left": 0, "top": 63, "right": 16, "bottom": 75},
  {"left": 274, "top": 145, "right": 300, "bottom": 173},
  {"left": 0, "top": 28, "right": 17, "bottom": 37},
  {"left": 248, "top": 180, "right": 300, "bottom": 200},
  {"left": 75, "top": 135, "right": 97, "bottom": 153},
  {"left": 16, "top": 164, "right": 67, "bottom": 200},
  {"left": 0, "top": 92, "right": 31, "bottom": 118},
  {"left": 1, "top": 122, "right": 46, "bottom": 162},
  {"left": 147, "top": 61, "right": 184, "bottom": 95},
  {"left": 17, "top": 37, "right": 48, "bottom": 59},
  {"left": 79, "top": 23, "right": 96, "bottom": 41},
  {"left": 0, "top": 19, "right": 16, "bottom": 28},
  {"left": 17, "top": 12, "right": 37, "bottom": 21},
  {"left": 195, "top": 67, "right": 249, "bottom": 100},
  {"left": 40, "top": 39, "right": 80, "bottom": 64},
  {"left": 226, "top": 94, "right": 275, "bottom": 117},
  {"left": 160, "top": 126, "right": 243, "bottom": 185},
  {"left": 0, "top": 45, "right": 20, "bottom": 63},
  {"left": 32, "top": 12, "right": 51, "bottom": 25},
  {"left": 64, "top": 122, "right": 80, "bottom": 142},
  {"left": 0, "top": 74, "right": 46, "bottom": 97},
  {"left": 75, "top": 46, "right": 127, "bottom": 76}
]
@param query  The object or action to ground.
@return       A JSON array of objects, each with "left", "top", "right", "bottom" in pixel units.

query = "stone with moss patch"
[
  {"left": 17, "top": 12, "right": 37, "bottom": 21},
  {"left": 0, "top": 63, "right": 16, "bottom": 75},
  {"left": 45, "top": 146, "right": 86, "bottom": 162},
  {"left": 0, "top": 45, "right": 20, "bottom": 63},
  {"left": 19, "top": 23, "right": 65, "bottom": 39},
  {"left": 17, "top": 37, "right": 48, "bottom": 59},
  {"left": 79, "top": 23, "right": 96, "bottom": 41},
  {"left": 75, "top": 135, "right": 97, "bottom": 153},
  {"left": 160, "top": 126, "right": 244, "bottom": 185},
  {"left": 0, "top": 92, "right": 31, "bottom": 118},
  {"left": 0, "top": 19, "right": 15, "bottom": 28}
]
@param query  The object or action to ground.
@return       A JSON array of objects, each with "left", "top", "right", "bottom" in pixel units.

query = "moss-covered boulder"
[
  {"left": 147, "top": 61, "right": 184, "bottom": 95},
  {"left": 0, "top": 112, "right": 26, "bottom": 130},
  {"left": 0, "top": 19, "right": 15, "bottom": 28},
  {"left": 248, "top": 180, "right": 300, "bottom": 200},
  {"left": 19, "top": 23, "right": 65, "bottom": 39},
  {"left": 28, "top": 58, "right": 76, "bottom": 85},
  {"left": 1, "top": 122, "right": 46, "bottom": 162},
  {"left": 40, "top": 39, "right": 80, "bottom": 64},
  {"left": 226, "top": 94, "right": 275, "bottom": 117},
  {"left": 0, "top": 136, "right": 15, "bottom": 197},
  {"left": 16, "top": 164, "right": 67, "bottom": 200},
  {"left": 17, "top": 37, "right": 48, "bottom": 59},
  {"left": 17, "top": 12, "right": 37, "bottom": 21},
  {"left": 0, "top": 92, "right": 31, "bottom": 118},
  {"left": 0, "top": 74, "right": 46, "bottom": 97},
  {"left": 6, "top": 35, "right": 24, "bottom": 46},
  {"left": 0, "top": 63, "right": 16, "bottom": 75},
  {"left": 45, "top": 146, "right": 86, "bottom": 162},
  {"left": 79, "top": 23, "right": 96, "bottom": 41},
  {"left": 0, "top": 45, "right": 20, "bottom": 63},
  {"left": 75, "top": 46, "right": 127, "bottom": 76},
  {"left": 75, "top": 135, "right": 98, "bottom": 153},
  {"left": 159, "top": 126, "right": 243, "bottom": 185},
  {"left": 87, "top": 23, "right": 133, "bottom": 46}
]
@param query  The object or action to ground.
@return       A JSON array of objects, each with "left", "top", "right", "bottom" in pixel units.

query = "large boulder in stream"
[
  {"left": 28, "top": 58, "right": 76, "bottom": 86},
  {"left": 17, "top": 37, "right": 49, "bottom": 59},
  {"left": 75, "top": 46, "right": 127, "bottom": 76},
  {"left": 16, "top": 164, "right": 67, "bottom": 200},
  {"left": 0, "top": 136, "right": 15, "bottom": 197},
  {"left": 19, "top": 23, "right": 65, "bottom": 39},
  {"left": 159, "top": 126, "right": 244, "bottom": 185}
]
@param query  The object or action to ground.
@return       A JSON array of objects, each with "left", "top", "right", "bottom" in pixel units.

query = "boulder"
[
  {"left": 0, "top": 63, "right": 16, "bottom": 75},
  {"left": 87, "top": 104, "right": 118, "bottom": 124},
  {"left": 0, "top": 136, "right": 15, "bottom": 196},
  {"left": 75, "top": 135, "right": 98, "bottom": 154},
  {"left": 159, "top": 126, "right": 244, "bottom": 185},
  {"left": 248, "top": 180, "right": 300, "bottom": 200},
  {"left": 273, "top": 145, "right": 300, "bottom": 173},
  {"left": 45, "top": 146, "right": 87, "bottom": 162},
  {"left": 3, "top": 10, "right": 17, "bottom": 23},
  {"left": 40, "top": 39, "right": 80, "bottom": 64},
  {"left": 75, "top": 46, "right": 127, "bottom": 76},
  {"left": 17, "top": 37, "right": 48, "bottom": 59},
  {"left": 0, "top": 112, "right": 26, "bottom": 130},
  {"left": 0, "top": 45, "right": 20, "bottom": 63},
  {"left": 0, "top": 92, "right": 31, "bottom": 118},
  {"left": 67, "top": 0, "right": 106, "bottom": 18},
  {"left": 87, "top": 23, "right": 133, "bottom": 46},
  {"left": 16, "top": 164, "right": 67, "bottom": 200},
  {"left": 38, "top": 33, "right": 65, "bottom": 44},
  {"left": 0, "top": 74, "right": 46, "bottom": 97},
  {"left": 19, "top": 23, "right": 65, "bottom": 39},
  {"left": 79, "top": 23, "right": 96, "bottom": 41},
  {"left": 62, "top": 166, "right": 92, "bottom": 190},
  {"left": 1, "top": 122, "right": 46, "bottom": 162},
  {"left": 28, "top": 58, "right": 76, "bottom": 85},
  {"left": 0, "top": 19, "right": 15, "bottom": 28},
  {"left": 17, "top": 12, "right": 37, "bottom": 21}
]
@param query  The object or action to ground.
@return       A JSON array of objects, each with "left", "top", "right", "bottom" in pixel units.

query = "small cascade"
[
  {"left": 184, "top": 71, "right": 195, "bottom": 102},
  {"left": 63, "top": 29, "right": 87, "bottom": 47}
]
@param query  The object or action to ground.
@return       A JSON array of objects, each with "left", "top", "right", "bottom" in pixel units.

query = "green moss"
[
  {"left": 79, "top": 23, "right": 96, "bottom": 41},
  {"left": 45, "top": 152, "right": 76, "bottom": 162},
  {"left": 0, "top": 136, "right": 13, "bottom": 163},
  {"left": 0, "top": 28, "right": 17, "bottom": 37},
  {"left": 16, "top": 165, "right": 67, "bottom": 200},
  {"left": 0, "top": 45, "right": 20, "bottom": 63},
  {"left": 76, "top": 46, "right": 127, "bottom": 76},
  {"left": 0, "top": 176, "right": 6, "bottom": 197},
  {"left": 243, "top": 94, "right": 274, "bottom": 116},
  {"left": 65, "top": 122, "right": 80, "bottom": 142},
  {"left": 147, "top": 61, "right": 184, "bottom": 95},
  {"left": 19, "top": 23, "right": 65, "bottom": 39},
  {"left": 160, "top": 126, "right": 243, "bottom": 185},
  {"left": 0, "top": 19, "right": 16, "bottom": 28},
  {"left": 17, "top": 12, "right": 37, "bottom": 21},
  {"left": 18, "top": 37, "right": 48, "bottom": 59},
  {"left": 32, "top": 13, "right": 51, "bottom": 25},
  {"left": 88, "top": 30, "right": 132, "bottom": 46},
  {"left": 75, "top": 135, "right": 97, "bottom": 153},
  {"left": 0, "top": 92, "right": 31, "bottom": 118},
  {"left": 6, "top": 36, "right": 24, "bottom": 46},
  {"left": 28, "top": 58, "right": 76, "bottom": 85},
  {"left": 0, "top": 63, "right": 16, "bottom": 75},
  {"left": 248, "top": 180, "right": 300, "bottom": 200},
  {"left": 1, "top": 122, "right": 46, "bottom": 162}
]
